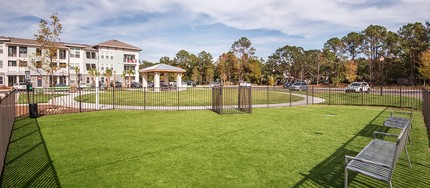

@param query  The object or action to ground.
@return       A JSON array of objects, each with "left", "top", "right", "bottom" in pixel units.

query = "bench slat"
[{"left": 347, "top": 139, "right": 395, "bottom": 181}]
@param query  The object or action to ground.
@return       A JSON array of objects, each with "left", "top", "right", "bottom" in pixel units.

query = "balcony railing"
[{"left": 124, "top": 59, "right": 136, "bottom": 63}]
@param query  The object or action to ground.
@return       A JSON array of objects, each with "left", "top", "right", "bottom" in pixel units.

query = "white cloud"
[{"left": 0, "top": 0, "right": 429, "bottom": 62}]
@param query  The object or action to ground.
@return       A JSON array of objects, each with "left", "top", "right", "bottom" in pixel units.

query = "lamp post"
[{"left": 379, "top": 56, "right": 384, "bottom": 96}]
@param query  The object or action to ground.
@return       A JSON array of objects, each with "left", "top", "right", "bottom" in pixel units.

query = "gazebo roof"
[{"left": 139, "top": 63, "right": 186, "bottom": 73}]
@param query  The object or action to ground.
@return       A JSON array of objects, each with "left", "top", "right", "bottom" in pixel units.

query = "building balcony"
[{"left": 124, "top": 59, "right": 137, "bottom": 63}]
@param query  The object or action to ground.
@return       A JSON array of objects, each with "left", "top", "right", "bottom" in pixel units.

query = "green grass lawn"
[
  {"left": 17, "top": 93, "right": 66, "bottom": 104},
  {"left": 2, "top": 106, "right": 429, "bottom": 187},
  {"left": 77, "top": 88, "right": 303, "bottom": 106}
]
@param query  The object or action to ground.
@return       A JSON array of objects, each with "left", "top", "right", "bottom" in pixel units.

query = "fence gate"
[{"left": 212, "top": 86, "right": 252, "bottom": 114}]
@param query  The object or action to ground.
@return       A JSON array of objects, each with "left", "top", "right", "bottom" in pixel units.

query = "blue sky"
[{"left": 0, "top": 0, "right": 429, "bottom": 62}]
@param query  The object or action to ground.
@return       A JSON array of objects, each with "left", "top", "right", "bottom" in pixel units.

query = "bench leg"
[
  {"left": 344, "top": 167, "right": 348, "bottom": 188},
  {"left": 404, "top": 146, "right": 412, "bottom": 168}
]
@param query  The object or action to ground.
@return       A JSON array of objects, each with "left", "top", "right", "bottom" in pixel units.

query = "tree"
[
  {"left": 88, "top": 68, "right": 99, "bottom": 86},
  {"left": 104, "top": 68, "right": 112, "bottom": 88},
  {"left": 217, "top": 52, "right": 238, "bottom": 84},
  {"left": 126, "top": 69, "right": 135, "bottom": 88},
  {"left": 230, "top": 37, "right": 256, "bottom": 82},
  {"left": 31, "top": 12, "right": 63, "bottom": 87},
  {"left": 344, "top": 60, "right": 358, "bottom": 83},
  {"left": 342, "top": 32, "right": 364, "bottom": 60},
  {"left": 419, "top": 49, "right": 430, "bottom": 86},
  {"left": 191, "top": 67, "right": 199, "bottom": 84},
  {"left": 362, "top": 25, "right": 387, "bottom": 85},
  {"left": 324, "top": 37, "right": 345, "bottom": 85},
  {"left": 74, "top": 66, "right": 80, "bottom": 86},
  {"left": 398, "top": 22, "right": 430, "bottom": 85}
]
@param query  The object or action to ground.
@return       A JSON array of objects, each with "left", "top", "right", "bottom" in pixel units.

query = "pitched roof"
[
  {"left": 97, "top": 39, "right": 142, "bottom": 51},
  {"left": 3, "top": 37, "right": 67, "bottom": 48},
  {"left": 139, "top": 63, "right": 186, "bottom": 73}
]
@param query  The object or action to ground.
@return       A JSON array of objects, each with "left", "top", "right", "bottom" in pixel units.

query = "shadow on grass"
[
  {"left": 0, "top": 117, "right": 61, "bottom": 187},
  {"left": 292, "top": 108, "right": 389, "bottom": 187}
]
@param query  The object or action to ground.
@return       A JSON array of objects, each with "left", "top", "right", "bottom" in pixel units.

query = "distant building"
[{"left": 0, "top": 36, "right": 141, "bottom": 87}]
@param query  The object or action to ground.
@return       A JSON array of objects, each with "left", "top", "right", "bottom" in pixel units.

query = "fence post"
[
  {"left": 267, "top": 86, "right": 269, "bottom": 108},
  {"left": 306, "top": 87, "right": 309, "bottom": 105},
  {"left": 289, "top": 88, "right": 292, "bottom": 106},
  {"left": 400, "top": 87, "right": 402, "bottom": 108},
  {"left": 177, "top": 87, "right": 180, "bottom": 110},
  {"left": 144, "top": 87, "right": 146, "bottom": 110},
  {"left": 361, "top": 87, "right": 364, "bottom": 106},
  {"left": 329, "top": 87, "right": 331, "bottom": 105},
  {"left": 312, "top": 86, "right": 314, "bottom": 105},
  {"left": 79, "top": 87, "right": 82, "bottom": 112}
]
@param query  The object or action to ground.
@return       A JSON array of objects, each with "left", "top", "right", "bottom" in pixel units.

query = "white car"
[
  {"left": 13, "top": 82, "right": 27, "bottom": 91},
  {"left": 345, "top": 82, "right": 370, "bottom": 93}
]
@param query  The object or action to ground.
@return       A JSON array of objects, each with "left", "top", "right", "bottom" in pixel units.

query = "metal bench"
[
  {"left": 344, "top": 122, "right": 411, "bottom": 188},
  {"left": 384, "top": 110, "right": 413, "bottom": 131}
]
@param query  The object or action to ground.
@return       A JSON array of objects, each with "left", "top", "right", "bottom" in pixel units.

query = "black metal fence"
[
  {"left": 12, "top": 86, "right": 423, "bottom": 117},
  {"left": 0, "top": 91, "right": 16, "bottom": 176},
  {"left": 421, "top": 89, "right": 430, "bottom": 146},
  {"left": 212, "top": 86, "right": 252, "bottom": 114}
]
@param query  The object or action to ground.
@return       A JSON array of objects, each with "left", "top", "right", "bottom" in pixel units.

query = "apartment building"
[{"left": 0, "top": 36, "right": 141, "bottom": 87}]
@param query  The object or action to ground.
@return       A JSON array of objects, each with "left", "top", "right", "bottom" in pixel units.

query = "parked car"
[
  {"left": 345, "top": 82, "right": 370, "bottom": 93},
  {"left": 283, "top": 82, "right": 292, "bottom": 88},
  {"left": 110, "top": 81, "right": 122, "bottom": 88},
  {"left": 289, "top": 82, "right": 308, "bottom": 91},
  {"left": 239, "top": 82, "right": 251, "bottom": 86},
  {"left": 186, "top": 81, "right": 196, "bottom": 87},
  {"left": 131, "top": 82, "right": 142, "bottom": 88},
  {"left": 13, "top": 82, "right": 27, "bottom": 91},
  {"left": 53, "top": 83, "right": 70, "bottom": 92},
  {"left": 147, "top": 82, "right": 154, "bottom": 88},
  {"left": 78, "top": 83, "right": 89, "bottom": 89},
  {"left": 209, "top": 82, "right": 220, "bottom": 87}
]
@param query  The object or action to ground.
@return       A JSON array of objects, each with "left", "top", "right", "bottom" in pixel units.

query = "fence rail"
[
  {"left": 421, "top": 89, "right": 430, "bottom": 146},
  {"left": 12, "top": 86, "right": 423, "bottom": 117},
  {"left": 0, "top": 91, "right": 16, "bottom": 177}
]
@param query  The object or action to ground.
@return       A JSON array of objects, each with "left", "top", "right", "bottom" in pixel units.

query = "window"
[
  {"left": 19, "top": 76, "right": 25, "bottom": 82},
  {"left": 101, "top": 55, "right": 104, "bottom": 59},
  {"left": 8, "top": 46, "right": 17, "bottom": 57},
  {"left": 110, "top": 56, "right": 113, "bottom": 60},
  {"left": 0, "top": 42, "right": 3, "bottom": 54},
  {"left": 19, "top": 47, "right": 27, "bottom": 58},
  {"left": 0, "top": 76, "right": 3, "bottom": 85},
  {"left": 70, "top": 48, "right": 80, "bottom": 58},
  {"left": 124, "top": 54, "right": 136, "bottom": 63},
  {"left": 36, "top": 61, "right": 42, "bottom": 68},
  {"left": 50, "top": 62, "right": 58, "bottom": 68},
  {"left": 86, "top": 77, "right": 90, "bottom": 84},
  {"left": 59, "top": 49, "right": 66, "bottom": 59},
  {"left": 36, "top": 48, "right": 42, "bottom": 56},
  {"left": 85, "top": 64, "right": 96, "bottom": 70},
  {"left": 86, "top": 52, "right": 96, "bottom": 59},
  {"left": 59, "top": 63, "right": 67, "bottom": 68},
  {"left": 19, "top": 61, "right": 27, "bottom": 67},
  {"left": 8, "top": 61, "right": 17, "bottom": 66},
  {"left": 0, "top": 60, "right": 2, "bottom": 68}
]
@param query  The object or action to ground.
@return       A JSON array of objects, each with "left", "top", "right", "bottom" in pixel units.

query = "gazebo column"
[
  {"left": 154, "top": 72, "right": 160, "bottom": 92},
  {"left": 163, "top": 73, "right": 169, "bottom": 86},
  {"left": 176, "top": 73, "right": 182, "bottom": 90},
  {"left": 142, "top": 73, "right": 148, "bottom": 88}
]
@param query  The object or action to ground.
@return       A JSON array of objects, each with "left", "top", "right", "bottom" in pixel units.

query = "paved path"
[{"left": 49, "top": 91, "right": 325, "bottom": 111}]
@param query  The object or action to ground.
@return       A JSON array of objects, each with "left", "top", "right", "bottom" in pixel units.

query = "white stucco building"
[{"left": 0, "top": 36, "right": 141, "bottom": 87}]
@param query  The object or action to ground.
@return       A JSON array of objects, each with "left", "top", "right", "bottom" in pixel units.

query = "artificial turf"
[{"left": 2, "top": 106, "right": 429, "bottom": 187}]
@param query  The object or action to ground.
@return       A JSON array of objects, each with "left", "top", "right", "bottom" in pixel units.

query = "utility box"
[{"left": 29, "top": 103, "right": 38, "bottom": 118}]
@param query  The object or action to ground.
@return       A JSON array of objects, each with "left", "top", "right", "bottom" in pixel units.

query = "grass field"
[
  {"left": 77, "top": 88, "right": 304, "bottom": 106},
  {"left": 2, "top": 106, "right": 429, "bottom": 187},
  {"left": 17, "top": 93, "right": 66, "bottom": 104}
]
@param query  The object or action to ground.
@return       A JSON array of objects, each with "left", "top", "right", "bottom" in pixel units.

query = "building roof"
[
  {"left": 97, "top": 39, "right": 142, "bottom": 51},
  {"left": 3, "top": 37, "right": 68, "bottom": 48},
  {"left": 139, "top": 63, "right": 186, "bottom": 73}
]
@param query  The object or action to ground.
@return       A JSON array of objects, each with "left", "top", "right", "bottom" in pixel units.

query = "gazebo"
[{"left": 139, "top": 64, "right": 186, "bottom": 91}]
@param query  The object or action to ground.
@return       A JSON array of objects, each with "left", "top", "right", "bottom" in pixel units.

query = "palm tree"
[
  {"left": 121, "top": 71, "right": 126, "bottom": 88},
  {"left": 126, "top": 69, "right": 135, "bottom": 88},
  {"left": 74, "top": 66, "right": 80, "bottom": 86},
  {"left": 88, "top": 68, "right": 99, "bottom": 86},
  {"left": 104, "top": 68, "right": 112, "bottom": 88}
]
